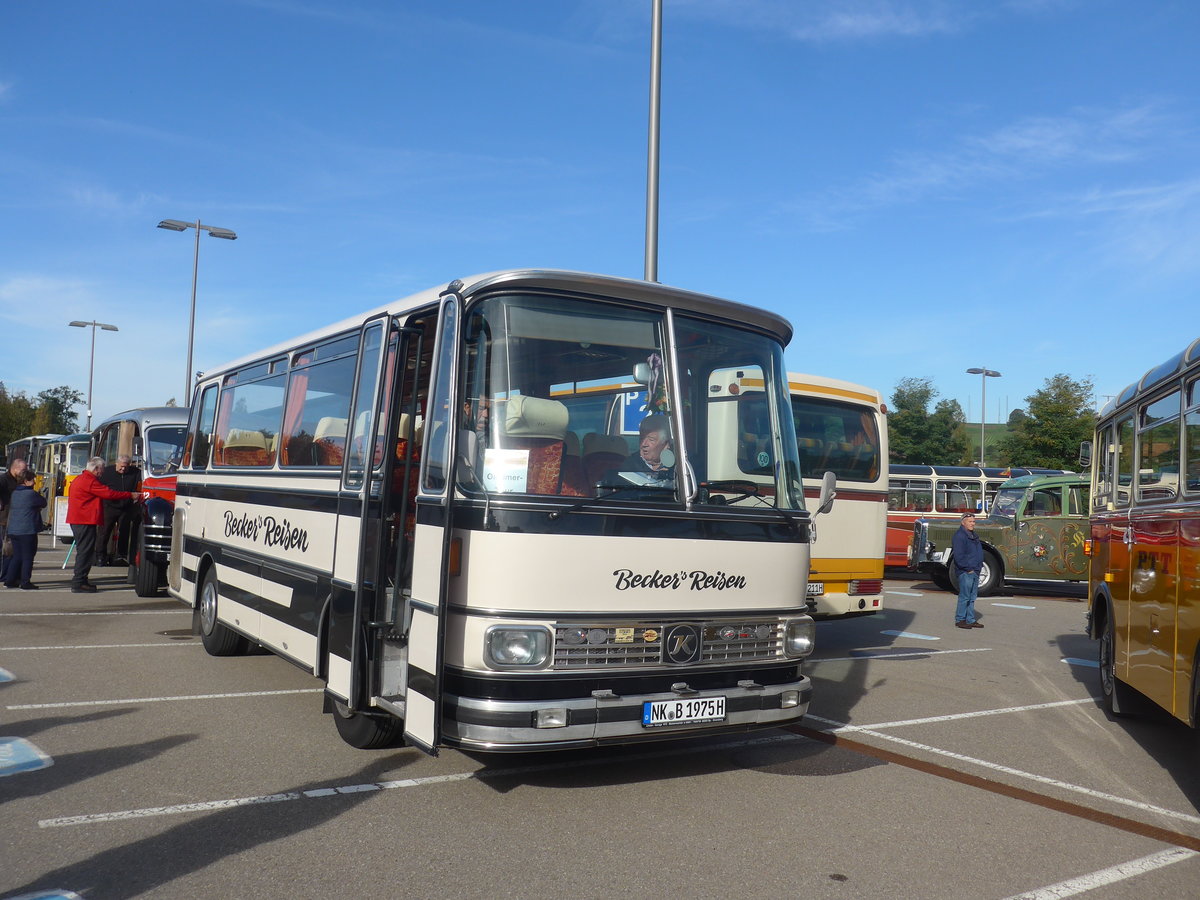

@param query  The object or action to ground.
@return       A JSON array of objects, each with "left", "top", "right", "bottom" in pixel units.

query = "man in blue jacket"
[{"left": 951, "top": 511, "right": 984, "bottom": 629}]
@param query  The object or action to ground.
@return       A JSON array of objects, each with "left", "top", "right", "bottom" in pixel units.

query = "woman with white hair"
[{"left": 66, "top": 457, "right": 145, "bottom": 593}]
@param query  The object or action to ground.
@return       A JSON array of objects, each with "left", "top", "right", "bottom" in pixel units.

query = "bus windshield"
[
  {"left": 457, "top": 292, "right": 802, "bottom": 509},
  {"left": 145, "top": 425, "right": 187, "bottom": 475},
  {"left": 989, "top": 487, "right": 1023, "bottom": 520}
]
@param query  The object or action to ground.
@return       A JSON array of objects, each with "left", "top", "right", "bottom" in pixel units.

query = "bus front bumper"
[{"left": 441, "top": 676, "right": 812, "bottom": 751}]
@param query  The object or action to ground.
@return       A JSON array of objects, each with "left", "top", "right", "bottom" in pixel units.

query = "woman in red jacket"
[{"left": 66, "top": 457, "right": 145, "bottom": 593}]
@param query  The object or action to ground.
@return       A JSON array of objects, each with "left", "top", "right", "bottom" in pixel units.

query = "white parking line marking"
[
  {"left": 880, "top": 630, "right": 940, "bottom": 641},
  {"left": 0, "top": 610, "right": 190, "bottom": 617},
  {"left": 992, "top": 603, "right": 1036, "bottom": 609},
  {"left": 1062, "top": 658, "right": 1099, "bottom": 669},
  {"left": 0, "top": 642, "right": 199, "bottom": 651},
  {"left": 38, "top": 732, "right": 806, "bottom": 828},
  {"left": 1002, "top": 847, "right": 1198, "bottom": 899},
  {"left": 807, "top": 713, "right": 1200, "bottom": 826},
  {"left": 811, "top": 648, "right": 990, "bottom": 663},
  {"left": 8, "top": 688, "right": 322, "bottom": 711},
  {"left": 809, "top": 699, "right": 1094, "bottom": 732}
]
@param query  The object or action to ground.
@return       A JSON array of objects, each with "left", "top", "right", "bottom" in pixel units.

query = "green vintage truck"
[{"left": 910, "top": 472, "right": 1090, "bottom": 595}]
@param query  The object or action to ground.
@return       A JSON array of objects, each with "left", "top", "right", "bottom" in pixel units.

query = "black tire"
[
  {"left": 977, "top": 550, "right": 1002, "bottom": 596},
  {"left": 331, "top": 698, "right": 405, "bottom": 749},
  {"left": 930, "top": 567, "right": 954, "bottom": 592},
  {"left": 132, "top": 531, "right": 164, "bottom": 598},
  {"left": 198, "top": 569, "right": 248, "bottom": 657},
  {"left": 1099, "top": 610, "right": 1137, "bottom": 717}
]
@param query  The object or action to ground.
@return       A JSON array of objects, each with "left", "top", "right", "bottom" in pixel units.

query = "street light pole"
[
  {"left": 966, "top": 367, "right": 1001, "bottom": 466},
  {"left": 158, "top": 218, "right": 237, "bottom": 403},
  {"left": 644, "top": 0, "right": 662, "bottom": 282},
  {"left": 68, "top": 320, "right": 119, "bottom": 431}
]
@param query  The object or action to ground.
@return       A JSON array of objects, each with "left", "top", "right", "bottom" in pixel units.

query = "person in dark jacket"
[
  {"left": 0, "top": 457, "right": 29, "bottom": 584},
  {"left": 5, "top": 469, "right": 47, "bottom": 589},
  {"left": 97, "top": 455, "right": 141, "bottom": 566},
  {"left": 66, "top": 457, "right": 143, "bottom": 593},
  {"left": 951, "top": 511, "right": 984, "bottom": 629}
]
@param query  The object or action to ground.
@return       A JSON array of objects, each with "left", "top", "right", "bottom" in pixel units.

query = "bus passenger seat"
[
  {"left": 560, "top": 431, "right": 589, "bottom": 496},
  {"left": 501, "top": 395, "right": 568, "bottom": 494},
  {"left": 222, "top": 429, "right": 270, "bottom": 467},
  {"left": 582, "top": 433, "right": 629, "bottom": 485},
  {"left": 314, "top": 417, "right": 348, "bottom": 466}
]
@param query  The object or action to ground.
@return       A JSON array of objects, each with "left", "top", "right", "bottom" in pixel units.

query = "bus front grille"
[{"left": 553, "top": 621, "right": 783, "bottom": 669}]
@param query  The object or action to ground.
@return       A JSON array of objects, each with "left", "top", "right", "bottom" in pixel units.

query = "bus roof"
[
  {"left": 788, "top": 372, "right": 883, "bottom": 407},
  {"left": 999, "top": 472, "right": 1089, "bottom": 489},
  {"left": 1099, "top": 335, "right": 1200, "bottom": 419},
  {"left": 92, "top": 407, "right": 189, "bottom": 431},
  {"left": 202, "top": 269, "right": 795, "bottom": 381},
  {"left": 889, "top": 464, "right": 1070, "bottom": 478}
]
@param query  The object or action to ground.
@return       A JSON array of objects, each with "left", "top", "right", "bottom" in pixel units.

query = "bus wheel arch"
[
  {"left": 198, "top": 565, "right": 249, "bottom": 657},
  {"left": 1098, "top": 597, "right": 1136, "bottom": 717}
]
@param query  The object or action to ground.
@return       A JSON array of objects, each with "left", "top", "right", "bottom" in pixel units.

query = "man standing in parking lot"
[
  {"left": 952, "top": 512, "right": 984, "bottom": 629},
  {"left": 66, "top": 457, "right": 142, "bottom": 593}
]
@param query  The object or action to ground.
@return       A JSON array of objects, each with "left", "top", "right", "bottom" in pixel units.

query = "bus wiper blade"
[{"left": 547, "top": 484, "right": 669, "bottom": 520}]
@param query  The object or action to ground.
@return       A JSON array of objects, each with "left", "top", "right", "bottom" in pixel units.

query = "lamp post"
[
  {"left": 157, "top": 218, "right": 237, "bottom": 402},
  {"left": 644, "top": 0, "right": 662, "bottom": 282},
  {"left": 68, "top": 320, "right": 119, "bottom": 431},
  {"left": 966, "top": 367, "right": 1002, "bottom": 466}
]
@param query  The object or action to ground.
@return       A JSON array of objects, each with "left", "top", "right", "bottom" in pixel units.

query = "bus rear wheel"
[
  {"left": 198, "top": 569, "right": 248, "bottom": 657},
  {"left": 331, "top": 698, "right": 405, "bottom": 749}
]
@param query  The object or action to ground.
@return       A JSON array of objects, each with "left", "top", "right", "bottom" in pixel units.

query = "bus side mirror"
[
  {"left": 816, "top": 470, "right": 836, "bottom": 515},
  {"left": 632, "top": 362, "right": 650, "bottom": 386},
  {"left": 1079, "top": 440, "right": 1092, "bottom": 467}
]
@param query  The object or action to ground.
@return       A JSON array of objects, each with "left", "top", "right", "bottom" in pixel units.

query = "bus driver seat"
[{"left": 499, "top": 395, "right": 569, "bottom": 495}]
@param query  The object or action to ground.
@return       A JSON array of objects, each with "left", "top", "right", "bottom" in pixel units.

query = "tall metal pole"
[
  {"left": 87, "top": 323, "right": 97, "bottom": 432},
  {"left": 980, "top": 372, "right": 987, "bottom": 467},
  {"left": 644, "top": 0, "right": 662, "bottom": 282},
  {"left": 187, "top": 219, "right": 201, "bottom": 402}
]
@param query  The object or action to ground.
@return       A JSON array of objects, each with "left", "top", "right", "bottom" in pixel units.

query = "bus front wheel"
[
  {"left": 331, "top": 699, "right": 405, "bottom": 750},
  {"left": 132, "top": 531, "right": 164, "bottom": 598},
  {"left": 198, "top": 570, "right": 248, "bottom": 657},
  {"left": 1100, "top": 612, "right": 1136, "bottom": 717},
  {"left": 977, "top": 551, "right": 1002, "bottom": 596}
]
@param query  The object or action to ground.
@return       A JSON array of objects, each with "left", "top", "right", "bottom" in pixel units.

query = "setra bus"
[
  {"left": 34, "top": 433, "right": 92, "bottom": 542},
  {"left": 169, "top": 270, "right": 826, "bottom": 753},
  {"left": 93, "top": 407, "right": 189, "bottom": 596},
  {"left": 1084, "top": 336, "right": 1200, "bottom": 727},
  {"left": 886, "top": 464, "right": 1068, "bottom": 567}
]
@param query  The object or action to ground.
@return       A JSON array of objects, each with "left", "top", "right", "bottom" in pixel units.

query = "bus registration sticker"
[
  {"left": 642, "top": 696, "right": 726, "bottom": 727},
  {"left": 806, "top": 582, "right": 824, "bottom": 595}
]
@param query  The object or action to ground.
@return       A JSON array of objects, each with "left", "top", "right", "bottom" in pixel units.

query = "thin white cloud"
[
  {"left": 671, "top": 0, "right": 968, "bottom": 42},
  {"left": 798, "top": 103, "right": 1175, "bottom": 223},
  {"left": 0, "top": 81, "right": 13, "bottom": 102}
]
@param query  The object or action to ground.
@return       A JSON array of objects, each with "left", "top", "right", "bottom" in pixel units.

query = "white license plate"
[
  {"left": 642, "top": 696, "right": 726, "bottom": 727},
  {"left": 807, "top": 582, "right": 824, "bottom": 595}
]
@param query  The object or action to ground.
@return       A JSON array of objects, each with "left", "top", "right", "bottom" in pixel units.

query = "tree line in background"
[
  {"left": 887, "top": 373, "right": 1095, "bottom": 472},
  {"left": 0, "top": 383, "right": 85, "bottom": 453}
]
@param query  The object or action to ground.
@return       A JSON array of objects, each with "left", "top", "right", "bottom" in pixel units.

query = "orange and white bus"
[
  {"left": 1085, "top": 336, "right": 1200, "bottom": 727},
  {"left": 791, "top": 374, "right": 887, "bottom": 618},
  {"left": 34, "top": 433, "right": 92, "bottom": 542},
  {"left": 886, "top": 464, "right": 1068, "bottom": 567}
]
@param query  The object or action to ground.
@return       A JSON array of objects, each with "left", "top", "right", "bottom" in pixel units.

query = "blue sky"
[{"left": 2, "top": 0, "right": 1197, "bottom": 429}]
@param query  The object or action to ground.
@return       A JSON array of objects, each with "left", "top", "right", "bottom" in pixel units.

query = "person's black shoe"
[
  {"left": 71, "top": 584, "right": 98, "bottom": 593},
  {"left": 95, "top": 557, "right": 111, "bottom": 567},
  {"left": 3, "top": 582, "right": 16, "bottom": 589},
  {"left": 20, "top": 583, "right": 39, "bottom": 590},
  {"left": 970, "top": 621, "right": 984, "bottom": 628},
  {"left": 955, "top": 621, "right": 973, "bottom": 629}
]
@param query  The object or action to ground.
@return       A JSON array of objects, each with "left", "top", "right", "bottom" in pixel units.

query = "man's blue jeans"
[{"left": 956, "top": 570, "right": 979, "bottom": 624}]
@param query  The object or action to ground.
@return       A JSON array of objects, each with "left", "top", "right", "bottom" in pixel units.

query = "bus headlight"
[
  {"left": 784, "top": 617, "right": 816, "bottom": 658},
  {"left": 485, "top": 626, "right": 551, "bottom": 669}
]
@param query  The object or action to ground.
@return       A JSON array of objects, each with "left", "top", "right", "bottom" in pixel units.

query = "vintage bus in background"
[
  {"left": 93, "top": 407, "right": 188, "bottom": 596},
  {"left": 698, "top": 371, "right": 885, "bottom": 619},
  {"left": 5, "top": 433, "right": 62, "bottom": 467},
  {"left": 169, "top": 269, "right": 827, "bottom": 752},
  {"left": 1084, "top": 337, "right": 1200, "bottom": 728},
  {"left": 886, "top": 464, "right": 1069, "bottom": 567},
  {"left": 34, "top": 432, "right": 91, "bottom": 542}
]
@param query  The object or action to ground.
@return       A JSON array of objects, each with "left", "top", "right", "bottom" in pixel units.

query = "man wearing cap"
[{"left": 952, "top": 511, "right": 984, "bottom": 629}]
